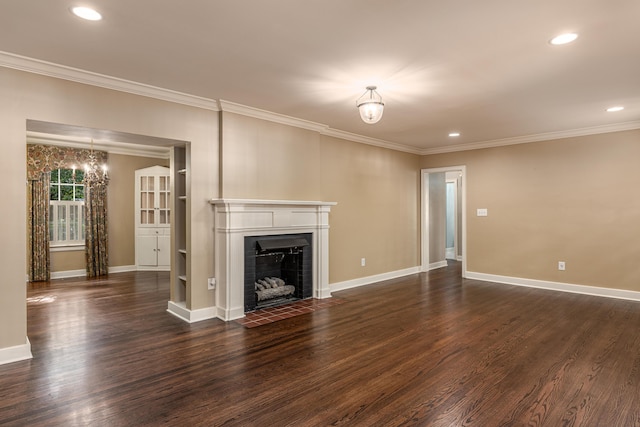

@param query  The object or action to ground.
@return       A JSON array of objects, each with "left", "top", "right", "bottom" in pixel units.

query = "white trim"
[
  {"left": 27, "top": 133, "right": 170, "bottom": 159},
  {"left": 321, "top": 128, "right": 423, "bottom": 155},
  {"left": 50, "top": 244, "right": 85, "bottom": 253},
  {"left": 0, "top": 338, "right": 32, "bottom": 365},
  {"left": 167, "top": 301, "right": 218, "bottom": 323},
  {"left": 330, "top": 266, "right": 421, "bottom": 293},
  {"left": 109, "top": 265, "right": 137, "bottom": 274},
  {"left": 421, "top": 166, "right": 467, "bottom": 278},
  {"left": 50, "top": 269, "right": 86, "bottom": 280},
  {"left": 466, "top": 271, "right": 640, "bottom": 302},
  {"left": 209, "top": 198, "right": 337, "bottom": 207},
  {"left": 429, "top": 261, "right": 449, "bottom": 271},
  {"left": 420, "top": 121, "right": 640, "bottom": 155},
  {"left": 6, "top": 51, "right": 637, "bottom": 156},
  {"left": 49, "top": 265, "right": 137, "bottom": 280},
  {"left": 0, "top": 51, "right": 219, "bottom": 111},
  {"left": 219, "top": 100, "right": 328, "bottom": 133}
]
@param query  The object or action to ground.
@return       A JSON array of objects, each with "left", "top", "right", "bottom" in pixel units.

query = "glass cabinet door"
[
  {"left": 158, "top": 175, "right": 170, "bottom": 225},
  {"left": 139, "top": 175, "right": 155, "bottom": 225}
]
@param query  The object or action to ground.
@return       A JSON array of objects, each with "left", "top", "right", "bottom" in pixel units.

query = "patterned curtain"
[
  {"left": 27, "top": 175, "right": 51, "bottom": 281},
  {"left": 85, "top": 182, "right": 109, "bottom": 277},
  {"left": 27, "top": 144, "right": 109, "bottom": 279}
]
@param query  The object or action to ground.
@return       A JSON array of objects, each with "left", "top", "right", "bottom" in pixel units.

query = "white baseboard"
[
  {"left": 50, "top": 269, "right": 86, "bottom": 280},
  {"left": 466, "top": 271, "right": 640, "bottom": 302},
  {"left": 167, "top": 301, "right": 218, "bottom": 323},
  {"left": 49, "top": 265, "right": 137, "bottom": 280},
  {"left": 215, "top": 306, "right": 246, "bottom": 322},
  {"left": 109, "top": 265, "right": 137, "bottom": 274},
  {"left": 429, "top": 260, "right": 448, "bottom": 271},
  {"left": 330, "top": 266, "right": 421, "bottom": 293},
  {"left": 0, "top": 338, "right": 32, "bottom": 366}
]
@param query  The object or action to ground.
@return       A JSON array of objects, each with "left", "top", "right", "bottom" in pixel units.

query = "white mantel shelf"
[
  {"left": 209, "top": 198, "right": 336, "bottom": 321},
  {"left": 209, "top": 199, "right": 337, "bottom": 207}
]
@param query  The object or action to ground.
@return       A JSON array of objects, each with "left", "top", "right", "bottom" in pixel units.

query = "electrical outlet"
[
  {"left": 207, "top": 277, "right": 216, "bottom": 290},
  {"left": 558, "top": 261, "right": 565, "bottom": 271},
  {"left": 361, "top": 258, "right": 366, "bottom": 267}
]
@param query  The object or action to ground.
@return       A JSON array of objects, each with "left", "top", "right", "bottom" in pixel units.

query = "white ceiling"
[{"left": 2, "top": 0, "right": 640, "bottom": 153}]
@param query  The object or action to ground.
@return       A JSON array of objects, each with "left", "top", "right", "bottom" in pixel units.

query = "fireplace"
[
  {"left": 244, "top": 233, "right": 312, "bottom": 311},
  {"left": 209, "top": 199, "right": 335, "bottom": 321}
]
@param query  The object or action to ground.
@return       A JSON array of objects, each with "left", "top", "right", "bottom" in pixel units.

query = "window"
[{"left": 50, "top": 169, "right": 85, "bottom": 248}]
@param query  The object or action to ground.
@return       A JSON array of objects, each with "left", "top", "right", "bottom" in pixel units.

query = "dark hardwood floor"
[{"left": 1, "top": 263, "right": 639, "bottom": 426}]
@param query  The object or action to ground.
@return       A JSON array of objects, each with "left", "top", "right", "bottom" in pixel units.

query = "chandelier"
[
  {"left": 356, "top": 86, "right": 385, "bottom": 124},
  {"left": 83, "top": 140, "right": 109, "bottom": 187}
]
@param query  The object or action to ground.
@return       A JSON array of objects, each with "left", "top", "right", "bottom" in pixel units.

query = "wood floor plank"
[{"left": 1, "top": 264, "right": 640, "bottom": 426}]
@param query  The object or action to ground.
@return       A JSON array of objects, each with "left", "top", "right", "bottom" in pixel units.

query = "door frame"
[{"left": 421, "top": 166, "right": 467, "bottom": 277}]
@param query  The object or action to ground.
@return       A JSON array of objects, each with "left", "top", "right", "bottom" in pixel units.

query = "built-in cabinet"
[
  {"left": 135, "top": 166, "right": 171, "bottom": 270},
  {"left": 170, "top": 146, "right": 189, "bottom": 306}
]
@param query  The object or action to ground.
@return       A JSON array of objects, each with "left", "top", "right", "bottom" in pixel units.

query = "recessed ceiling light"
[
  {"left": 448, "top": 132, "right": 460, "bottom": 137},
  {"left": 606, "top": 106, "right": 624, "bottom": 112},
  {"left": 71, "top": 6, "right": 102, "bottom": 21},
  {"left": 550, "top": 33, "right": 578, "bottom": 45}
]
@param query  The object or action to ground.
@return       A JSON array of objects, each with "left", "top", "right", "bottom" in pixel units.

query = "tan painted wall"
[
  {"left": 421, "top": 129, "right": 640, "bottom": 291},
  {"left": 221, "top": 112, "right": 422, "bottom": 283},
  {"left": 221, "top": 112, "right": 322, "bottom": 199},
  {"left": 319, "top": 135, "right": 421, "bottom": 282},
  {"left": 49, "top": 154, "right": 169, "bottom": 272},
  {"left": 1, "top": 67, "right": 218, "bottom": 352}
]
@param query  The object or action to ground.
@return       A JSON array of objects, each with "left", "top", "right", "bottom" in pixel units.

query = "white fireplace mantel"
[{"left": 209, "top": 199, "right": 336, "bottom": 321}]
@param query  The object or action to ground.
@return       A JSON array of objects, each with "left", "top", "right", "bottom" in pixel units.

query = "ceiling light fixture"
[
  {"left": 71, "top": 6, "right": 102, "bottom": 21},
  {"left": 606, "top": 106, "right": 624, "bottom": 112},
  {"left": 550, "top": 33, "right": 578, "bottom": 45},
  {"left": 448, "top": 132, "right": 461, "bottom": 137},
  {"left": 356, "top": 86, "right": 384, "bottom": 124}
]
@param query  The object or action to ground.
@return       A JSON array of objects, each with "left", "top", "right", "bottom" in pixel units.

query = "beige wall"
[
  {"left": 1, "top": 67, "right": 218, "bottom": 352},
  {"left": 49, "top": 154, "right": 169, "bottom": 272},
  {"left": 220, "top": 112, "right": 422, "bottom": 283},
  {"left": 319, "top": 135, "right": 421, "bottom": 282},
  {"left": 421, "top": 129, "right": 640, "bottom": 291}
]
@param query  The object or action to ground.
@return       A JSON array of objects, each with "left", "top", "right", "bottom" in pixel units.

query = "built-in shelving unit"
[{"left": 170, "top": 146, "right": 189, "bottom": 306}]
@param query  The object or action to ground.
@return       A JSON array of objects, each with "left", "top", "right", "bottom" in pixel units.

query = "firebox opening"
[{"left": 244, "top": 233, "right": 313, "bottom": 312}]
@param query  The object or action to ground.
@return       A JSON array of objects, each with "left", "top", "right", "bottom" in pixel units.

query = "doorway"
[{"left": 421, "top": 166, "right": 466, "bottom": 276}]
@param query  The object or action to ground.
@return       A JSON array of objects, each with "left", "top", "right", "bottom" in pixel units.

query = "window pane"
[
  {"left": 60, "top": 185, "right": 74, "bottom": 201},
  {"left": 50, "top": 185, "right": 59, "bottom": 201},
  {"left": 50, "top": 170, "right": 60, "bottom": 183},
  {"left": 60, "top": 169, "right": 74, "bottom": 184},
  {"left": 75, "top": 169, "right": 85, "bottom": 184},
  {"left": 76, "top": 185, "right": 84, "bottom": 201}
]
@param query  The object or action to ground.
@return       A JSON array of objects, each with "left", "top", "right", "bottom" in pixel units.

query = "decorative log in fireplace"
[{"left": 244, "top": 233, "right": 313, "bottom": 312}]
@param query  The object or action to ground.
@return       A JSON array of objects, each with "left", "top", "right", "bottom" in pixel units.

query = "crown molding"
[
  {"left": 6, "top": 51, "right": 638, "bottom": 158},
  {"left": 321, "top": 128, "right": 423, "bottom": 155},
  {"left": 219, "top": 100, "right": 328, "bottom": 133},
  {"left": 0, "top": 51, "right": 219, "bottom": 111},
  {"left": 26, "top": 132, "right": 170, "bottom": 159},
  {"left": 420, "top": 120, "right": 640, "bottom": 155},
  {"left": 219, "top": 100, "right": 422, "bottom": 154}
]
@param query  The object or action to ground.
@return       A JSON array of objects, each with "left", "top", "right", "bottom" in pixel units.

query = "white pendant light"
[{"left": 356, "top": 86, "right": 384, "bottom": 124}]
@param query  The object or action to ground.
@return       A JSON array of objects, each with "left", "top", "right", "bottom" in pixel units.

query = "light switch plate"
[{"left": 477, "top": 208, "right": 488, "bottom": 217}]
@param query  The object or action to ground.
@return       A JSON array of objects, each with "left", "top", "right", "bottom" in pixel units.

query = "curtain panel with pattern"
[{"left": 27, "top": 144, "right": 109, "bottom": 280}]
